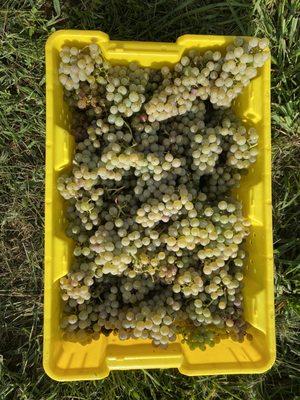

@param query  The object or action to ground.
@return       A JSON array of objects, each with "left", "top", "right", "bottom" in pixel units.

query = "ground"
[{"left": 0, "top": 0, "right": 299, "bottom": 399}]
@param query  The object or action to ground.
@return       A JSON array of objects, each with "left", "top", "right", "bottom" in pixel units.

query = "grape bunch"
[
  {"left": 143, "top": 37, "right": 269, "bottom": 120},
  {"left": 57, "top": 37, "right": 269, "bottom": 350}
]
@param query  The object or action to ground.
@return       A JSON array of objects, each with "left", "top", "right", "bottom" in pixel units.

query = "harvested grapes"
[{"left": 57, "top": 37, "right": 269, "bottom": 349}]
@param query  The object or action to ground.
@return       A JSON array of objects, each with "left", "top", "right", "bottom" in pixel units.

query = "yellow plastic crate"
[{"left": 44, "top": 30, "right": 275, "bottom": 381}]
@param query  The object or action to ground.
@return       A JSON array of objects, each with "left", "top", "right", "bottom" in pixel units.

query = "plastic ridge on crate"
[{"left": 44, "top": 30, "right": 275, "bottom": 381}]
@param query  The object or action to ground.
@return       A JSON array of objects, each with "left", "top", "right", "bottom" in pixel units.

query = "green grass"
[{"left": 0, "top": 0, "right": 299, "bottom": 399}]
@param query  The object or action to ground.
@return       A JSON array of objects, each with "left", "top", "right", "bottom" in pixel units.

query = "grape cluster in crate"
[{"left": 57, "top": 37, "right": 269, "bottom": 349}]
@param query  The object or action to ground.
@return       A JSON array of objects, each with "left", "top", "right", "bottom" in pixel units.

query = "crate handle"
[{"left": 102, "top": 40, "right": 182, "bottom": 59}]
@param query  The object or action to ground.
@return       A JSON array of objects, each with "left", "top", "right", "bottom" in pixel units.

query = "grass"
[{"left": 0, "top": 0, "right": 299, "bottom": 398}]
